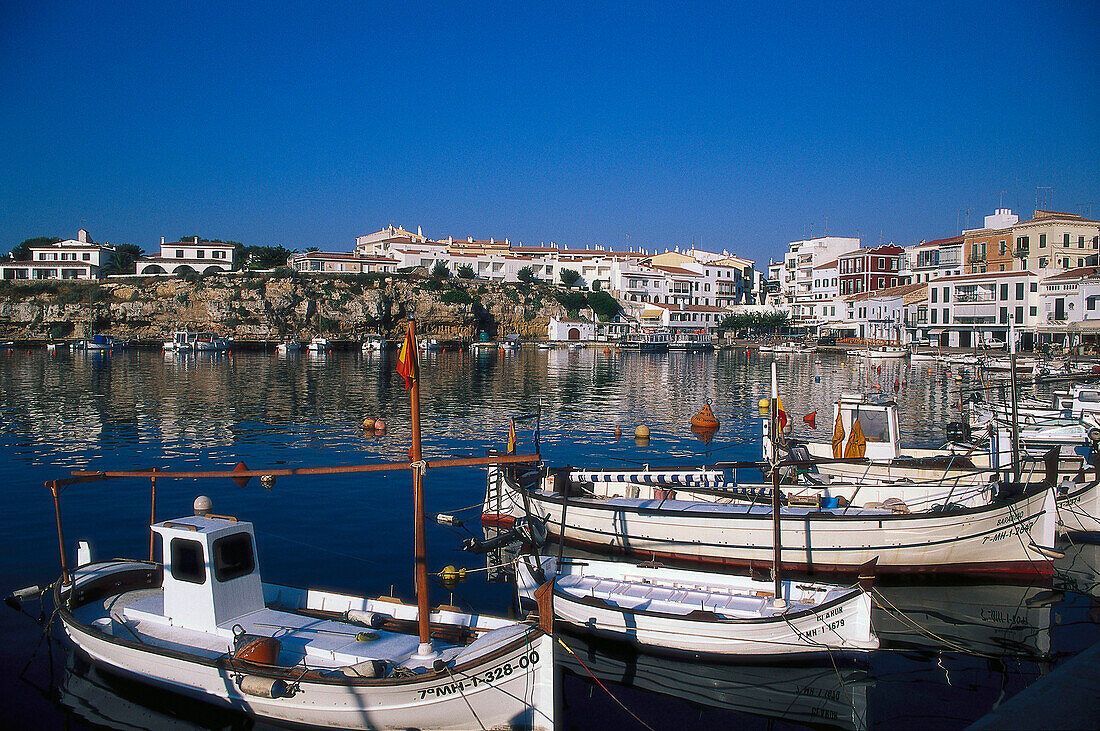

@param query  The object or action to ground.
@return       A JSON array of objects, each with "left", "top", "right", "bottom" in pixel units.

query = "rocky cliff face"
[{"left": 0, "top": 274, "right": 577, "bottom": 341}]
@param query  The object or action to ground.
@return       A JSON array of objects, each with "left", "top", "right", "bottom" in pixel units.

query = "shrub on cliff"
[{"left": 441, "top": 289, "right": 473, "bottom": 305}]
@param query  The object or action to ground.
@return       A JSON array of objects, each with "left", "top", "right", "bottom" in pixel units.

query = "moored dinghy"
[{"left": 516, "top": 554, "right": 878, "bottom": 656}]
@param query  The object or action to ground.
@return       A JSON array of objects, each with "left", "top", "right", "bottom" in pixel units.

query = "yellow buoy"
[
  {"left": 362, "top": 417, "right": 376, "bottom": 430},
  {"left": 634, "top": 425, "right": 650, "bottom": 439},
  {"left": 758, "top": 397, "right": 770, "bottom": 415}
]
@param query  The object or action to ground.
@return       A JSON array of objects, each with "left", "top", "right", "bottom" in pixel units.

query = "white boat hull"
[
  {"left": 59, "top": 565, "right": 554, "bottom": 730},
  {"left": 516, "top": 557, "right": 877, "bottom": 656},
  {"left": 484, "top": 467, "right": 1057, "bottom": 577}
]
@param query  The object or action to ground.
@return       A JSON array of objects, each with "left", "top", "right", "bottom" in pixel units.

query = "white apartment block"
[
  {"left": 780, "top": 236, "right": 860, "bottom": 329},
  {"left": 916, "top": 270, "right": 1039, "bottom": 349},
  {"left": 904, "top": 235, "right": 965, "bottom": 283},
  {"left": 1, "top": 229, "right": 115, "bottom": 280},
  {"left": 1035, "top": 267, "right": 1100, "bottom": 348}
]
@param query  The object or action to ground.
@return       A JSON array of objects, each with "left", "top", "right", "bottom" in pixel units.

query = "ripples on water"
[{"left": 0, "top": 346, "right": 1096, "bottom": 730}]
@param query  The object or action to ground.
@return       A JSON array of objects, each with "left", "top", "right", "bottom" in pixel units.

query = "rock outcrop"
[{"left": 0, "top": 273, "right": 587, "bottom": 341}]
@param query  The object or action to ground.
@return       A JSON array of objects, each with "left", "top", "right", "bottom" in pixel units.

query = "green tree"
[
  {"left": 7, "top": 236, "right": 60, "bottom": 261},
  {"left": 235, "top": 245, "right": 294, "bottom": 270},
  {"left": 431, "top": 261, "right": 451, "bottom": 279},
  {"left": 559, "top": 268, "right": 581, "bottom": 287},
  {"left": 517, "top": 266, "right": 538, "bottom": 283},
  {"left": 456, "top": 264, "right": 476, "bottom": 279}
]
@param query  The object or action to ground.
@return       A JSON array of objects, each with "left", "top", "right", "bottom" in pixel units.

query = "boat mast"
[
  {"left": 1009, "top": 313, "right": 1020, "bottom": 481},
  {"left": 769, "top": 362, "right": 785, "bottom": 607},
  {"left": 405, "top": 319, "right": 432, "bottom": 655}
]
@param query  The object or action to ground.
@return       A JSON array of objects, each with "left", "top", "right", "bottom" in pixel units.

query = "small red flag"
[{"left": 803, "top": 411, "right": 817, "bottom": 429}]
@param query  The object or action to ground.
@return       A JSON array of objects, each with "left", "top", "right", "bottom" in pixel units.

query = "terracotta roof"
[
  {"left": 813, "top": 258, "right": 839, "bottom": 270},
  {"left": 650, "top": 265, "right": 700, "bottom": 276},
  {"left": 1040, "top": 267, "right": 1100, "bottom": 282},
  {"left": 915, "top": 235, "right": 964, "bottom": 248}
]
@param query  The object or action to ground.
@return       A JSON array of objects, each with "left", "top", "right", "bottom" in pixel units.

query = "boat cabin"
[
  {"left": 1052, "top": 385, "right": 1100, "bottom": 416},
  {"left": 831, "top": 393, "right": 901, "bottom": 461},
  {"left": 151, "top": 515, "right": 264, "bottom": 633}
]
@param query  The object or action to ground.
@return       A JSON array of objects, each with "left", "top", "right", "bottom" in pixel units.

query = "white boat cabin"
[
  {"left": 151, "top": 515, "right": 264, "bottom": 634},
  {"left": 1052, "top": 385, "right": 1100, "bottom": 417},
  {"left": 830, "top": 393, "right": 902, "bottom": 461}
]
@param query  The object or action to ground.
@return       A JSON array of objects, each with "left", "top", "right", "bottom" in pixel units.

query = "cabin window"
[
  {"left": 170, "top": 538, "right": 207, "bottom": 584},
  {"left": 853, "top": 409, "right": 890, "bottom": 443},
  {"left": 213, "top": 533, "right": 255, "bottom": 582},
  {"left": 1078, "top": 390, "right": 1100, "bottom": 403}
]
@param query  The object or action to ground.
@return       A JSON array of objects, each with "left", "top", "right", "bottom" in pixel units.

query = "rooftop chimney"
[{"left": 78, "top": 229, "right": 89, "bottom": 243}]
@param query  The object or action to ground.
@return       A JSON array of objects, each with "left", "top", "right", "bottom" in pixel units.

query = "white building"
[
  {"left": 779, "top": 236, "right": 861, "bottom": 328},
  {"left": 548, "top": 316, "right": 596, "bottom": 342},
  {"left": 288, "top": 251, "right": 399, "bottom": 274},
  {"left": 904, "top": 235, "right": 964, "bottom": 283},
  {"left": 920, "top": 270, "right": 1038, "bottom": 349},
  {"left": 1, "top": 229, "right": 115, "bottom": 280},
  {"left": 137, "top": 237, "right": 236, "bottom": 275},
  {"left": 1035, "top": 267, "right": 1100, "bottom": 349}
]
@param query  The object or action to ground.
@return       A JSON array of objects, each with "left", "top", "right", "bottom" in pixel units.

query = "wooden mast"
[{"left": 405, "top": 319, "right": 432, "bottom": 654}]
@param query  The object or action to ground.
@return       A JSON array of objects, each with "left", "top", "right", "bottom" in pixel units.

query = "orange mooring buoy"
[{"left": 690, "top": 403, "right": 720, "bottom": 430}]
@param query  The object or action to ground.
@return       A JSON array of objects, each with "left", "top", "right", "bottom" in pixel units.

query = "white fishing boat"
[
  {"left": 848, "top": 345, "right": 908, "bottom": 359},
  {"left": 56, "top": 511, "right": 553, "bottom": 730},
  {"left": 193, "top": 333, "right": 231, "bottom": 352},
  {"left": 276, "top": 338, "right": 301, "bottom": 354},
  {"left": 419, "top": 337, "right": 442, "bottom": 352},
  {"left": 45, "top": 341, "right": 69, "bottom": 352},
  {"left": 500, "top": 334, "right": 521, "bottom": 351},
  {"left": 306, "top": 336, "right": 330, "bottom": 353},
  {"left": 483, "top": 463, "right": 1059, "bottom": 577},
  {"left": 45, "top": 321, "right": 555, "bottom": 730},
  {"left": 515, "top": 555, "right": 877, "bottom": 656},
  {"left": 164, "top": 330, "right": 197, "bottom": 351},
  {"left": 361, "top": 333, "right": 387, "bottom": 352}
]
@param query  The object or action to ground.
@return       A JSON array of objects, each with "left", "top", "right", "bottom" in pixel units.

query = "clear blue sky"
[{"left": 1, "top": 1, "right": 1097, "bottom": 263}]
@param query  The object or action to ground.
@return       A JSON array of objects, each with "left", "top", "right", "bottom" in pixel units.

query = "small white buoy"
[{"left": 193, "top": 495, "right": 213, "bottom": 516}]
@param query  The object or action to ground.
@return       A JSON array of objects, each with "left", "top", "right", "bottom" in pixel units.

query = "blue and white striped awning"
[{"left": 571, "top": 470, "right": 728, "bottom": 486}]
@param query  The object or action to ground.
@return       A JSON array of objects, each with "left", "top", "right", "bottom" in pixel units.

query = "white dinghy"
[{"left": 515, "top": 555, "right": 878, "bottom": 657}]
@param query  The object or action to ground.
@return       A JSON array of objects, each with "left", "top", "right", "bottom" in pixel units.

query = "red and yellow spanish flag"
[
  {"left": 776, "top": 395, "right": 788, "bottom": 431},
  {"left": 396, "top": 327, "right": 417, "bottom": 390},
  {"left": 506, "top": 419, "right": 517, "bottom": 454}
]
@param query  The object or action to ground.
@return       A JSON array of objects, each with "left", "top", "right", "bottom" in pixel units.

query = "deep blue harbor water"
[{"left": 1, "top": 345, "right": 1098, "bottom": 729}]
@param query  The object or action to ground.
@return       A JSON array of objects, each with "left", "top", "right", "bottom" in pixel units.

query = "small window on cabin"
[
  {"left": 1077, "top": 390, "right": 1100, "bottom": 403},
  {"left": 170, "top": 538, "right": 206, "bottom": 584},
  {"left": 213, "top": 533, "right": 255, "bottom": 582},
  {"left": 854, "top": 409, "right": 890, "bottom": 443}
]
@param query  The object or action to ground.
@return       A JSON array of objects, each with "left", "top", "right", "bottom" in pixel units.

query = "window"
[
  {"left": 82, "top": 253, "right": 90, "bottom": 261},
  {"left": 170, "top": 538, "right": 206, "bottom": 584},
  {"left": 1030, "top": 306, "right": 1037, "bottom": 316},
  {"left": 931, "top": 309, "right": 937, "bottom": 324},
  {"left": 1065, "top": 233, "right": 1071, "bottom": 246},
  {"left": 1080, "top": 258, "right": 1086, "bottom": 267},
  {"left": 1016, "top": 306, "right": 1024, "bottom": 322},
  {"left": 213, "top": 533, "right": 255, "bottom": 582},
  {"left": 999, "top": 306, "right": 1008, "bottom": 324},
  {"left": 943, "top": 288, "right": 950, "bottom": 303},
  {"left": 1089, "top": 298, "right": 1097, "bottom": 312},
  {"left": 1040, "top": 234, "right": 1046, "bottom": 248},
  {"left": 1080, "top": 236, "right": 1086, "bottom": 249},
  {"left": 1000, "top": 242, "right": 1006, "bottom": 255},
  {"left": 176, "top": 250, "right": 184, "bottom": 258},
  {"left": 1000, "top": 284, "right": 1009, "bottom": 300},
  {"left": 1039, "top": 257, "right": 1048, "bottom": 268},
  {"left": 1015, "top": 283, "right": 1024, "bottom": 300},
  {"left": 931, "top": 288, "right": 938, "bottom": 303},
  {"left": 943, "top": 308, "right": 949, "bottom": 324},
  {"left": 197, "top": 250, "right": 205, "bottom": 258}
]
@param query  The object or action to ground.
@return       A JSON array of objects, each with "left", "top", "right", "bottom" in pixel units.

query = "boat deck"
[
  {"left": 74, "top": 588, "right": 437, "bottom": 670},
  {"left": 557, "top": 574, "right": 804, "bottom": 619}
]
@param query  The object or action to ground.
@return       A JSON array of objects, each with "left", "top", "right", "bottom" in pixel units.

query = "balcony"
[
  {"left": 953, "top": 301, "right": 998, "bottom": 320},
  {"left": 1013, "top": 246, "right": 1030, "bottom": 258}
]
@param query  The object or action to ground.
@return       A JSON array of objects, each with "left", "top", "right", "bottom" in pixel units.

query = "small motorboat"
[
  {"left": 276, "top": 339, "right": 302, "bottom": 354},
  {"left": 306, "top": 336, "right": 330, "bottom": 353},
  {"left": 361, "top": 333, "right": 387, "bottom": 352}
]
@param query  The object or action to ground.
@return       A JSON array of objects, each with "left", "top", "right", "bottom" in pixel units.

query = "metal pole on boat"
[
  {"left": 406, "top": 320, "right": 433, "bottom": 656},
  {"left": 48, "top": 481, "right": 69, "bottom": 585},
  {"left": 769, "top": 362, "right": 785, "bottom": 607},
  {"left": 1009, "top": 314, "right": 1021, "bottom": 482},
  {"left": 149, "top": 469, "right": 158, "bottom": 561}
]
